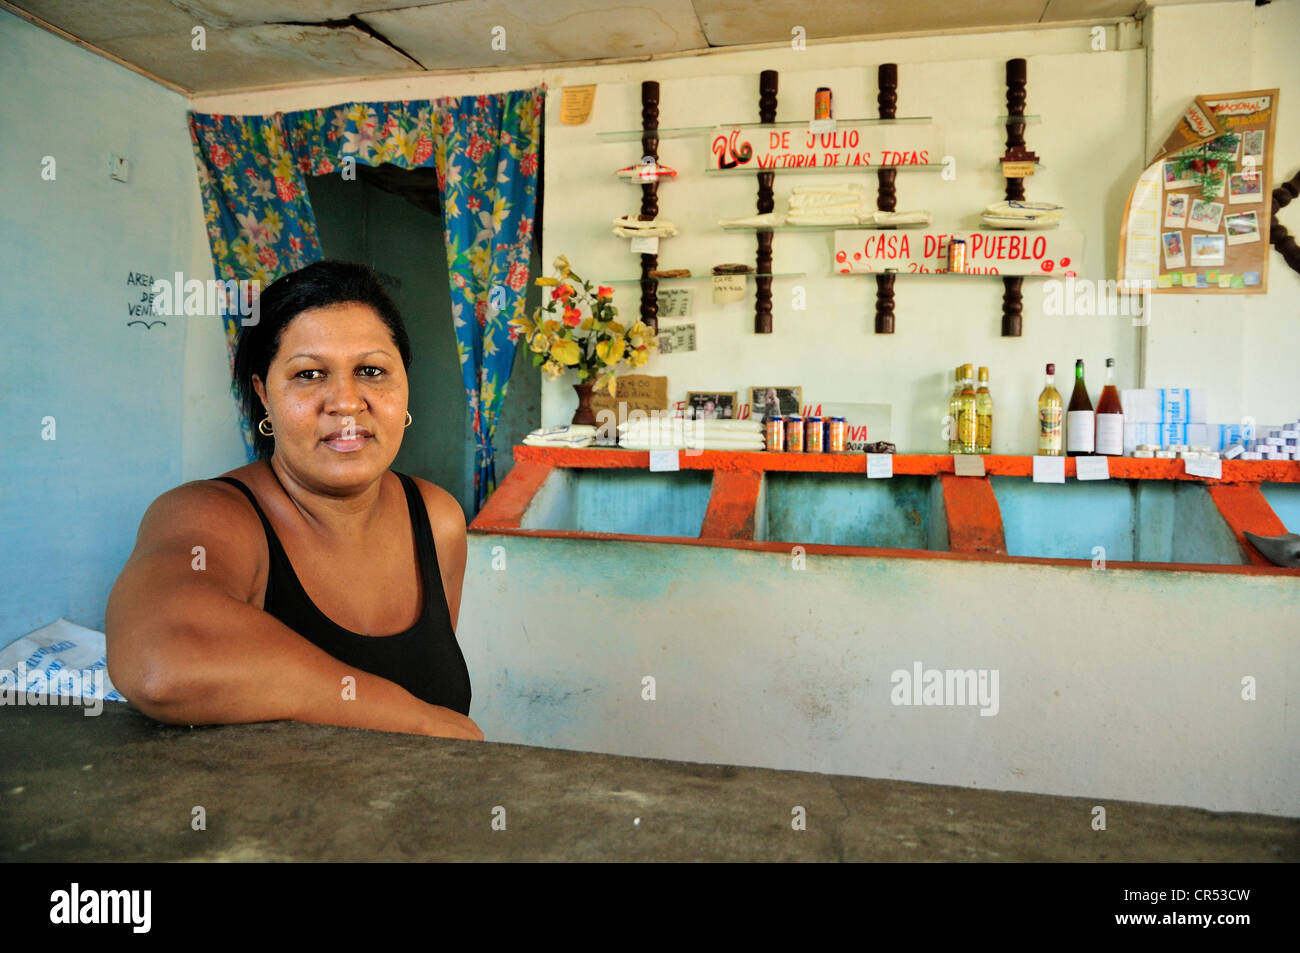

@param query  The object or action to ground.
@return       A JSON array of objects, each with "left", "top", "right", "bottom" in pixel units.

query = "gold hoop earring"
[
  {"left": 404, "top": 411, "right": 413, "bottom": 428},
  {"left": 258, "top": 416, "right": 274, "bottom": 437}
]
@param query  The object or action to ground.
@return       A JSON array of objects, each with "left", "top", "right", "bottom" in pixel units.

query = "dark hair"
[{"left": 232, "top": 260, "right": 412, "bottom": 460}]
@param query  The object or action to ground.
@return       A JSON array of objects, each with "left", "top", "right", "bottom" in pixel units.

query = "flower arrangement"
[{"left": 509, "top": 256, "right": 657, "bottom": 396}]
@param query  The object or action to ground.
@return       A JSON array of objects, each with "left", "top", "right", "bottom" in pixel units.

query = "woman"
[{"left": 106, "top": 261, "right": 483, "bottom": 741}]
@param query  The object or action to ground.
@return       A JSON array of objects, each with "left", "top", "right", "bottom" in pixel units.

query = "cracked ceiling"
[{"left": 5, "top": 0, "right": 1220, "bottom": 95}]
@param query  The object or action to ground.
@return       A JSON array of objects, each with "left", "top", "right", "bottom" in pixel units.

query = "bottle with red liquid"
[
  {"left": 1095, "top": 358, "right": 1125, "bottom": 456},
  {"left": 1066, "top": 359, "right": 1095, "bottom": 456}
]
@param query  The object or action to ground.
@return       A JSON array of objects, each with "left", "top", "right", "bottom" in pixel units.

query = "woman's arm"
[{"left": 105, "top": 482, "right": 482, "bottom": 740}]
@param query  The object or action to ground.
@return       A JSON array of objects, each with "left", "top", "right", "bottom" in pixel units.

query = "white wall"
[
  {"left": 1144, "top": 0, "right": 1300, "bottom": 429},
  {"left": 190, "top": 4, "right": 1296, "bottom": 449}
]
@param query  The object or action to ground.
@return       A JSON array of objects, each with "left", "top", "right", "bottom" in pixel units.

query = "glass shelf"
[
  {"left": 601, "top": 272, "right": 806, "bottom": 285},
  {"left": 596, "top": 126, "right": 714, "bottom": 142},
  {"left": 706, "top": 162, "right": 943, "bottom": 176},
  {"left": 720, "top": 222, "right": 931, "bottom": 232}
]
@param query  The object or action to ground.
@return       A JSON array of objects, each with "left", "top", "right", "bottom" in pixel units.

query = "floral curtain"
[
  {"left": 189, "top": 89, "right": 544, "bottom": 510},
  {"left": 189, "top": 112, "right": 323, "bottom": 459}
]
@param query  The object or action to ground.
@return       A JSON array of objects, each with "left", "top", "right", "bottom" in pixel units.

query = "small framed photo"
[
  {"left": 686, "top": 391, "right": 737, "bottom": 419},
  {"left": 1189, "top": 233, "right": 1226, "bottom": 267},
  {"left": 1163, "top": 193, "right": 1189, "bottom": 228},
  {"left": 750, "top": 386, "right": 802, "bottom": 421},
  {"left": 1188, "top": 198, "right": 1224, "bottom": 231},
  {"left": 1162, "top": 231, "right": 1186, "bottom": 269},
  {"left": 1228, "top": 171, "right": 1264, "bottom": 205},
  {"left": 1242, "top": 129, "right": 1265, "bottom": 163},
  {"left": 1163, "top": 161, "right": 1197, "bottom": 191},
  {"left": 1224, "top": 210, "right": 1261, "bottom": 245}
]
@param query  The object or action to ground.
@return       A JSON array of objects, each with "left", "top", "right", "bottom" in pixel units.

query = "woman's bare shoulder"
[{"left": 132, "top": 470, "right": 266, "bottom": 552}]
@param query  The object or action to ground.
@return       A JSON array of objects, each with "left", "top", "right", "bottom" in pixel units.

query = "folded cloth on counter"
[
  {"left": 719, "top": 212, "right": 788, "bottom": 228},
  {"left": 523, "top": 425, "right": 597, "bottom": 448}
]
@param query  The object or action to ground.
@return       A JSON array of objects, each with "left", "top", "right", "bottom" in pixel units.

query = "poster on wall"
[
  {"left": 1118, "top": 89, "right": 1278, "bottom": 294},
  {"left": 832, "top": 229, "right": 1085, "bottom": 276},
  {"left": 707, "top": 123, "right": 942, "bottom": 172}
]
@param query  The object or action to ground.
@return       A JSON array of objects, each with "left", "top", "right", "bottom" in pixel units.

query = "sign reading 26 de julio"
[
  {"left": 833, "top": 229, "right": 1086, "bottom": 276},
  {"left": 708, "top": 123, "right": 942, "bottom": 171}
]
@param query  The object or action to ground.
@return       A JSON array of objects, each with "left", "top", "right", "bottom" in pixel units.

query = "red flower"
[
  {"left": 597, "top": 286, "right": 613, "bottom": 298},
  {"left": 467, "top": 133, "right": 490, "bottom": 162},
  {"left": 258, "top": 246, "right": 278, "bottom": 268},
  {"left": 467, "top": 196, "right": 482, "bottom": 212},
  {"left": 274, "top": 176, "right": 298, "bottom": 202},
  {"left": 506, "top": 261, "right": 529, "bottom": 291},
  {"left": 209, "top": 143, "right": 233, "bottom": 170},
  {"left": 413, "top": 134, "right": 433, "bottom": 165},
  {"left": 563, "top": 307, "right": 581, "bottom": 327},
  {"left": 474, "top": 299, "right": 487, "bottom": 326},
  {"left": 520, "top": 152, "right": 538, "bottom": 177}
]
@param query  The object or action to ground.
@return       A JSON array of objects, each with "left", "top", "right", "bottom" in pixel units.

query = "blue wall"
[{"left": 0, "top": 11, "right": 208, "bottom": 646}]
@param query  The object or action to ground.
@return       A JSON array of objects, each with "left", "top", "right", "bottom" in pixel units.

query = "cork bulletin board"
[{"left": 1118, "top": 89, "right": 1278, "bottom": 294}]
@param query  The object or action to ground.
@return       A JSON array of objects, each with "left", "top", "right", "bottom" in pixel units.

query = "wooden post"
[
  {"left": 875, "top": 63, "right": 898, "bottom": 334},
  {"left": 755, "top": 69, "right": 778, "bottom": 334},
  {"left": 1002, "top": 58, "right": 1027, "bottom": 337},
  {"left": 1269, "top": 168, "right": 1300, "bottom": 275},
  {"left": 639, "top": 81, "right": 660, "bottom": 331}
]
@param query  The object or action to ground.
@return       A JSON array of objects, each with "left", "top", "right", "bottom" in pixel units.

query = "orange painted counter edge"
[
  {"left": 510, "top": 445, "right": 1300, "bottom": 483},
  {"left": 465, "top": 526, "right": 1300, "bottom": 577},
  {"left": 1206, "top": 484, "right": 1291, "bottom": 567}
]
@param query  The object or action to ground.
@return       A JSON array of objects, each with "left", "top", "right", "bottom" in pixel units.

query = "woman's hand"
[{"left": 422, "top": 705, "right": 484, "bottom": 741}]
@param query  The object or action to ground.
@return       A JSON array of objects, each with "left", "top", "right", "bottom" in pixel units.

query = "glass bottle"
[
  {"left": 1095, "top": 358, "right": 1125, "bottom": 456},
  {"left": 976, "top": 367, "right": 993, "bottom": 455},
  {"left": 957, "top": 363, "right": 977, "bottom": 454},
  {"left": 1037, "top": 363, "right": 1063, "bottom": 456},
  {"left": 947, "top": 366, "right": 963, "bottom": 453},
  {"left": 1066, "top": 358, "right": 1095, "bottom": 456}
]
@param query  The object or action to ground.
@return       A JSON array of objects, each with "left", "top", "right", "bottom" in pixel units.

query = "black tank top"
[{"left": 211, "top": 471, "right": 471, "bottom": 716}]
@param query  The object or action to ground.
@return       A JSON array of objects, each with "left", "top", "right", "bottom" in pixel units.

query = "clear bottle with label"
[
  {"left": 947, "top": 366, "right": 963, "bottom": 453},
  {"left": 957, "top": 363, "right": 977, "bottom": 454},
  {"left": 1095, "top": 358, "right": 1125, "bottom": 456},
  {"left": 976, "top": 367, "right": 993, "bottom": 455},
  {"left": 1066, "top": 358, "right": 1095, "bottom": 456},
  {"left": 1038, "top": 363, "right": 1063, "bottom": 456}
]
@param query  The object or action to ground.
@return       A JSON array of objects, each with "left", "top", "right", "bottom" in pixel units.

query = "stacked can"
[
  {"left": 948, "top": 238, "right": 966, "bottom": 274},
  {"left": 785, "top": 415, "right": 805, "bottom": 453},
  {"left": 765, "top": 416, "right": 784, "bottom": 452},
  {"left": 804, "top": 416, "right": 824, "bottom": 452},
  {"left": 828, "top": 417, "right": 847, "bottom": 452}
]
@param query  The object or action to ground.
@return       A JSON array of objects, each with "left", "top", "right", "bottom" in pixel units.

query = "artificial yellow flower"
[
  {"left": 605, "top": 320, "right": 626, "bottom": 336},
  {"left": 527, "top": 330, "right": 549, "bottom": 354},
  {"left": 596, "top": 336, "right": 626, "bottom": 365},
  {"left": 595, "top": 372, "right": 617, "bottom": 397},
  {"left": 550, "top": 338, "right": 581, "bottom": 365},
  {"left": 629, "top": 348, "right": 650, "bottom": 367},
  {"left": 535, "top": 276, "right": 559, "bottom": 286},
  {"left": 628, "top": 320, "right": 654, "bottom": 349},
  {"left": 542, "top": 359, "right": 566, "bottom": 380},
  {"left": 553, "top": 254, "right": 571, "bottom": 276}
]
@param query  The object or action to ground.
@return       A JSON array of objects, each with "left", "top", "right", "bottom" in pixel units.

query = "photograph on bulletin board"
[{"left": 1118, "top": 89, "right": 1278, "bottom": 293}]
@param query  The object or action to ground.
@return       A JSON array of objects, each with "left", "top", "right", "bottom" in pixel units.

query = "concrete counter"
[{"left": 2, "top": 706, "right": 1295, "bottom": 862}]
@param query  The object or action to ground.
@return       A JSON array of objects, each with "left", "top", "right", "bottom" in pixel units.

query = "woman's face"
[{"left": 252, "top": 302, "right": 408, "bottom": 489}]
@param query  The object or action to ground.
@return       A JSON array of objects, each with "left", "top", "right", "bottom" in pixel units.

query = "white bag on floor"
[{"left": 0, "top": 618, "right": 126, "bottom": 703}]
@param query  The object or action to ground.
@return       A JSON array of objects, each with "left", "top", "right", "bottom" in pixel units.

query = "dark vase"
[{"left": 572, "top": 381, "right": 597, "bottom": 426}]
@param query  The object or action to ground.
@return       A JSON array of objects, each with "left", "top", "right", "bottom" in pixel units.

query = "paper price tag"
[
  {"left": 629, "top": 236, "right": 659, "bottom": 254},
  {"left": 1184, "top": 456, "right": 1222, "bottom": 480},
  {"left": 1075, "top": 456, "right": 1110, "bottom": 481},
  {"left": 866, "top": 453, "right": 893, "bottom": 478},
  {"left": 808, "top": 118, "right": 836, "bottom": 134},
  {"left": 649, "top": 449, "right": 680, "bottom": 472},
  {"left": 1032, "top": 455, "right": 1066, "bottom": 483},
  {"left": 953, "top": 455, "right": 985, "bottom": 477}
]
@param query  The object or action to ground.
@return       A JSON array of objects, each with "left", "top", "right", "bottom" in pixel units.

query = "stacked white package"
[{"left": 618, "top": 417, "right": 764, "bottom": 451}]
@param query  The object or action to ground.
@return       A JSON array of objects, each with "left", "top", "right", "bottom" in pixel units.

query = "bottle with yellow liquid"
[
  {"left": 957, "top": 363, "right": 977, "bottom": 454},
  {"left": 976, "top": 366, "right": 993, "bottom": 454},
  {"left": 947, "top": 366, "right": 963, "bottom": 453},
  {"left": 1037, "top": 363, "right": 1063, "bottom": 456}
]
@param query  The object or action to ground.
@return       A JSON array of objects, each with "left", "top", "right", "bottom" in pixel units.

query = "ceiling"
[{"left": 6, "top": 0, "right": 1220, "bottom": 95}]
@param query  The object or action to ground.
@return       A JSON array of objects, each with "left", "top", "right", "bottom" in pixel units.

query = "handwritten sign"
[
  {"left": 560, "top": 85, "right": 595, "bottom": 125},
  {"left": 834, "top": 229, "right": 1085, "bottom": 277},
  {"left": 656, "top": 323, "right": 696, "bottom": 355},
  {"left": 629, "top": 235, "right": 658, "bottom": 254},
  {"left": 656, "top": 287, "right": 693, "bottom": 318},
  {"left": 866, "top": 454, "right": 893, "bottom": 479},
  {"left": 649, "top": 449, "right": 680, "bottom": 472},
  {"left": 953, "top": 454, "right": 986, "bottom": 477},
  {"left": 1184, "top": 456, "right": 1222, "bottom": 480},
  {"left": 1075, "top": 456, "right": 1111, "bottom": 480},
  {"left": 708, "top": 123, "right": 941, "bottom": 172},
  {"left": 591, "top": 374, "right": 667, "bottom": 428},
  {"left": 712, "top": 274, "right": 746, "bottom": 304},
  {"left": 1032, "top": 455, "right": 1066, "bottom": 483}
]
